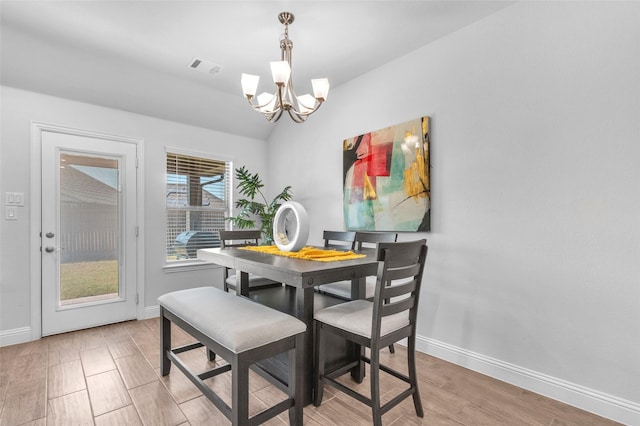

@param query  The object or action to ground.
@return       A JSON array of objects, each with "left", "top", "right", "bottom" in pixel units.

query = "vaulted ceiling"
[{"left": 1, "top": 1, "right": 513, "bottom": 140}]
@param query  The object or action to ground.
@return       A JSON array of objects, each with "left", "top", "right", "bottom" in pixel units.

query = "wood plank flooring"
[{"left": 0, "top": 319, "right": 619, "bottom": 425}]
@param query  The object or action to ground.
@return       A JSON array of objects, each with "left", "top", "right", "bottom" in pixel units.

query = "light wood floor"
[{"left": 0, "top": 319, "right": 619, "bottom": 425}]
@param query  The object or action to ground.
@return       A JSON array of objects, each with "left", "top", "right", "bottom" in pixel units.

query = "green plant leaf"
[
  {"left": 269, "top": 186, "right": 293, "bottom": 211},
  {"left": 235, "top": 166, "right": 264, "bottom": 200},
  {"left": 227, "top": 166, "right": 293, "bottom": 244}
]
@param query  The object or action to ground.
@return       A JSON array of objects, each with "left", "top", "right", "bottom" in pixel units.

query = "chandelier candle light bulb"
[
  {"left": 240, "top": 74, "right": 259, "bottom": 98},
  {"left": 241, "top": 12, "right": 330, "bottom": 123},
  {"left": 270, "top": 61, "right": 291, "bottom": 85},
  {"left": 256, "top": 92, "right": 277, "bottom": 113}
]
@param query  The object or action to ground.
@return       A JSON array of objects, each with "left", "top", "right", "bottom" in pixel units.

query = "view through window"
[{"left": 166, "top": 151, "right": 231, "bottom": 262}]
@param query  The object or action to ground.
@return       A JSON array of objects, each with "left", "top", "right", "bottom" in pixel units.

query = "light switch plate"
[
  {"left": 4, "top": 192, "right": 25, "bottom": 206},
  {"left": 5, "top": 206, "right": 17, "bottom": 220}
]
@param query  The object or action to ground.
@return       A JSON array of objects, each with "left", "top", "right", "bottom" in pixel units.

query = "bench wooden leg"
[
  {"left": 207, "top": 348, "right": 216, "bottom": 361},
  {"left": 160, "top": 308, "right": 172, "bottom": 376},
  {"left": 232, "top": 355, "right": 250, "bottom": 425}
]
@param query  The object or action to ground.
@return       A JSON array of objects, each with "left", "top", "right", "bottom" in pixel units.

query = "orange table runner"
[{"left": 240, "top": 245, "right": 366, "bottom": 262}]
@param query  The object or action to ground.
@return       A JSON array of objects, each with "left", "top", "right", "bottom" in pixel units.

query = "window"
[{"left": 166, "top": 151, "right": 232, "bottom": 262}]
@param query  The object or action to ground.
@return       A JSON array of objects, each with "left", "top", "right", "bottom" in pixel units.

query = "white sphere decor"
[{"left": 273, "top": 201, "right": 309, "bottom": 252}]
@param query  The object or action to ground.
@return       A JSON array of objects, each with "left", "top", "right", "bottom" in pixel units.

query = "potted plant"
[{"left": 226, "top": 166, "right": 292, "bottom": 245}]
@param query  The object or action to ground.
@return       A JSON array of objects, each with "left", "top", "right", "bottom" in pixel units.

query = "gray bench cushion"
[{"left": 158, "top": 287, "right": 305, "bottom": 353}]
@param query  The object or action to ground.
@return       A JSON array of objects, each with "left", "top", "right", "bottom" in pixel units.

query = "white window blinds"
[{"left": 166, "top": 151, "right": 231, "bottom": 262}]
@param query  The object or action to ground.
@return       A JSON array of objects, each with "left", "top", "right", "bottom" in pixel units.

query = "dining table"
[{"left": 197, "top": 245, "right": 379, "bottom": 404}]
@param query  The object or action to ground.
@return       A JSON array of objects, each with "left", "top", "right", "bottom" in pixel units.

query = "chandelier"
[{"left": 241, "top": 12, "right": 330, "bottom": 123}]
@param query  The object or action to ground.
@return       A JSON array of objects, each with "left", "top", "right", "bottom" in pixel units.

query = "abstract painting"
[{"left": 343, "top": 116, "right": 430, "bottom": 232}]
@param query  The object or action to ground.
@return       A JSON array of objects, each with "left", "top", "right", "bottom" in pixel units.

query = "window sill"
[{"left": 163, "top": 260, "right": 222, "bottom": 273}]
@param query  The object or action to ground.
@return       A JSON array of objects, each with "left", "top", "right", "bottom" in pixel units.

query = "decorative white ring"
[{"left": 273, "top": 201, "right": 309, "bottom": 252}]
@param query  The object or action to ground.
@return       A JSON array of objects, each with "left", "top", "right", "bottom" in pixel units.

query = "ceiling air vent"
[{"left": 188, "top": 57, "right": 223, "bottom": 76}]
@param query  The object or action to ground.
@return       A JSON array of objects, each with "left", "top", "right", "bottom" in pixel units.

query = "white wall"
[
  {"left": 0, "top": 86, "right": 269, "bottom": 335},
  {"left": 268, "top": 2, "right": 640, "bottom": 423}
]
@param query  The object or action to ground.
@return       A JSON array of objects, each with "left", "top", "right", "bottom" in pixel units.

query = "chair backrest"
[
  {"left": 354, "top": 231, "right": 398, "bottom": 250},
  {"left": 218, "top": 230, "right": 262, "bottom": 248},
  {"left": 371, "top": 239, "right": 428, "bottom": 342},
  {"left": 322, "top": 230, "right": 356, "bottom": 250}
]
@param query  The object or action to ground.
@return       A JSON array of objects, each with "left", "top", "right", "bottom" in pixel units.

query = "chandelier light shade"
[{"left": 241, "top": 12, "right": 330, "bottom": 123}]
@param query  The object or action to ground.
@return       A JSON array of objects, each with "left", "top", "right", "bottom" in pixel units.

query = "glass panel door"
[{"left": 41, "top": 130, "right": 138, "bottom": 336}]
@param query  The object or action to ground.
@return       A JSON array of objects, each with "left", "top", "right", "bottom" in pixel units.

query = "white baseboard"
[
  {"left": 415, "top": 335, "right": 640, "bottom": 426},
  {"left": 0, "top": 326, "right": 32, "bottom": 347},
  {"left": 2, "top": 306, "right": 161, "bottom": 347},
  {"left": 143, "top": 304, "right": 160, "bottom": 319}
]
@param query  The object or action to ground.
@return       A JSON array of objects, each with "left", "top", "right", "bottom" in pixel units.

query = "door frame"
[{"left": 30, "top": 122, "right": 145, "bottom": 339}]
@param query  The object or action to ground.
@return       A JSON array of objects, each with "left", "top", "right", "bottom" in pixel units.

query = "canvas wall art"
[{"left": 343, "top": 116, "right": 430, "bottom": 232}]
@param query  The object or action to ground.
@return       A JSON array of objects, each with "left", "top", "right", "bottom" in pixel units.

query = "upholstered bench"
[{"left": 158, "top": 286, "right": 306, "bottom": 425}]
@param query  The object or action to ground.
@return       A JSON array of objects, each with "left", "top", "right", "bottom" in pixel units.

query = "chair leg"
[
  {"left": 160, "top": 309, "right": 171, "bottom": 376},
  {"left": 370, "top": 347, "right": 383, "bottom": 426},
  {"left": 407, "top": 336, "right": 424, "bottom": 417},
  {"left": 313, "top": 321, "right": 325, "bottom": 406},
  {"left": 289, "top": 334, "right": 304, "bottom": 426},
  {"left": 350, "top": 343, "right": 366, "bottom": 383},
  {"left": 223, "top": 268, "right": 231, "bottom": 292},
  {"left": 207, "top": 348, "right": 216, "bottom": 361}
]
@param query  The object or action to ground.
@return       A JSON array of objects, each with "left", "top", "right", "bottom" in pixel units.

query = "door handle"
[
  {"left": 45, "top": 246, "right": 55, "bottom": 253},
  {"left": 45, "top": 232, "right": 55, "bottom": 238}
]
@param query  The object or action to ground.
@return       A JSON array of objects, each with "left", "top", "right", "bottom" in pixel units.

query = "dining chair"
[
  {"left": 322, "top": 230, "right": 356, "bottom": 250},
  {"left": 313, "top": 230, "right": 356, "bottom": 301},
  {"left": 317, "top": 231, "right": 400, "bottom": 352},
  {"left": 318, "top": 231, "right": 398, "bottom": 300},
  {"left": 218, "top": 230, "right": 282, "bottom": 292},
  {"left": 314, "top": 230, "right": 355, "bottom": 296},
  {"left": 313, "top": 239, "right": 428, "bottom": 426}
]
